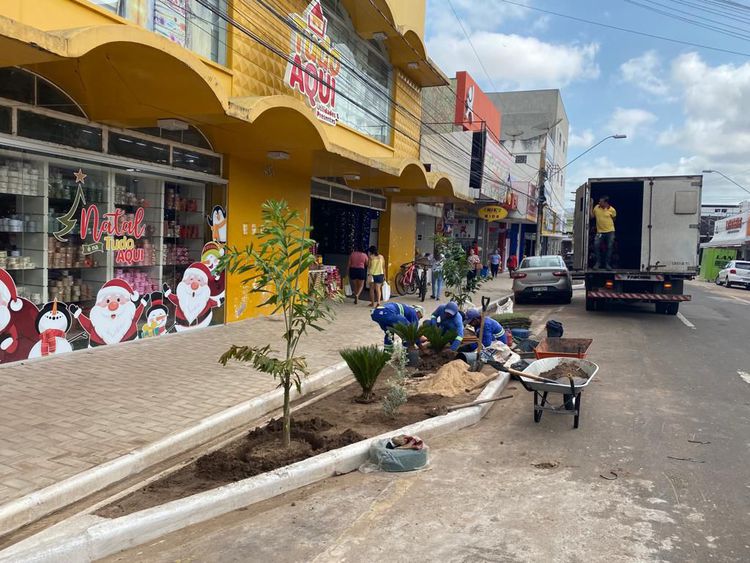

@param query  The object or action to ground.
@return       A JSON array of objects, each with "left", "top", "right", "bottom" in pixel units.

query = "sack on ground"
[{"left": 496, "top": 296, "right": 514, "bottom": 315}]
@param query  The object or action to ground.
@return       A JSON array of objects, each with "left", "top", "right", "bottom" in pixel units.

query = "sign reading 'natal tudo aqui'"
[{"left": 284, "top": 0, "right": 342, "bottom": 126}]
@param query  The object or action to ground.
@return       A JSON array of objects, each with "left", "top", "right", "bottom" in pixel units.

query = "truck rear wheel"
[
  {"left": 655, "top": 302, "right": 667, "bottom": 314},
  {"left": 585, "top": 297, "right": 597, "bottom": 311},
  {"left": 666, "top": 303, "right": 679, "bottom": 315}
]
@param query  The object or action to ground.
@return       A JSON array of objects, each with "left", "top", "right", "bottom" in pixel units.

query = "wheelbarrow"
[{"left": 515, "top": 357, "right": 599, "bottom": 429}]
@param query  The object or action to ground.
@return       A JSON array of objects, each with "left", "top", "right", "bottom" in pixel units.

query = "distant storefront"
[{"left": 700, "top": 212, "right": 750, "bottom": 279}]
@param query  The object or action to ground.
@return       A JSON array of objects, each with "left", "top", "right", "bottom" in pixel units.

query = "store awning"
[{"left": 701, "top": 230, "right": 749, "bottom": 248}]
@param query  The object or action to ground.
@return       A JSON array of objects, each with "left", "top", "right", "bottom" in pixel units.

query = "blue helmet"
[
  {"left": 444, "top": 302, "right": 459, "bottom": 317},
  {"left": 465, "top": 308, "right": 481, "bottom": 321}
]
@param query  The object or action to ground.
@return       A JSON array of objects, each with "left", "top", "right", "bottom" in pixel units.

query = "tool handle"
[
  {"left": 502, "top": 365, "right": 561, "bottom": 384},
  {"left": 446, "top": 395, "right": 514, "bottom": 412},
  {"left": 465, "top": 373, "right": 500, "bottom": 392},
  {"left": 481, "top": 296, "right": 491, "bottom": 312}
]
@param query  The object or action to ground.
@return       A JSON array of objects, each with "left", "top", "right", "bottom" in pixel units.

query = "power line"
[
  {"left": 446, "top": 0, "right": 499, "bottom": 92},
  {"left": 495, "top": 0, "right": 750, "bottom": 57}
]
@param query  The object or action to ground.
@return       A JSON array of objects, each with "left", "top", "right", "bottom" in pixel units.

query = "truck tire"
[
  {"left": 666, "top": 303, "right": 679, "bottom": 315},
  {"left": 655, "top": 302, "right": 667, "bottom": 314},
  {"left": 585, "top": 297, "right": 597, "bottom": 311}
]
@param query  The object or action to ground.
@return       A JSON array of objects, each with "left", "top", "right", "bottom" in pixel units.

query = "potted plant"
[
  {"left": 391, "top": 322, "right": 422, "bottom": 367},
  {"left": 340, "top": 345, "right": 391, "bottom": 403},
  {"left": 218, "top": 200, "right": 338, "bottom": 448}
]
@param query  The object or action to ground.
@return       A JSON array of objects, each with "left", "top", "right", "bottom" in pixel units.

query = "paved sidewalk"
[{"left": 0, "top": 278, "right": 514, "bottom": 508}]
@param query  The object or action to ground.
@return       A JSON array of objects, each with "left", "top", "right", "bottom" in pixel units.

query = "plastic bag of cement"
[
  {"left": 496, "top": 296, "right": 514, "bottom": 315},
  {"left": 359, "top": 438, "right": 430, "bottom": 473}
]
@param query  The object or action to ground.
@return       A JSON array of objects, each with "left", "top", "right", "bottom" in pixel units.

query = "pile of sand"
[{"left": 419, "top": 360, "right": 486, "bottom": 397}]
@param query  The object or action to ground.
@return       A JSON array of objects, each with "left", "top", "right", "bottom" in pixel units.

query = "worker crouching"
[
  {"left": 371, "top": 303, "right": 424, "bottom": 350},
  {"left": 424, "top": 301, "right": 464, "bottom": 351}
]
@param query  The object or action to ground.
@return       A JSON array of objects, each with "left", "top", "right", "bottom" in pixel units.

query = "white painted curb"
[
  {"left": 0, "top": 361, "right": 351, "bottom": 540},
  {"left": 1, "top": 373, "right": 510, "bottom": 562}
]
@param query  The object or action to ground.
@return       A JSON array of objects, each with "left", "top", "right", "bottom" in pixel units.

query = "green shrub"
[
  {"left": 418, "top": 323, "right": 458, "bottom": 353},
  {"left": 391, "top": 322, "right": 421, "bottom": 348},
  {"left": 340, "top": 345, "right": 391, "bottom": 402}
]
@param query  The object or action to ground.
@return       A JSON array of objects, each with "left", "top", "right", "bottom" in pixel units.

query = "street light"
[
  {"left": 559, "top": 134, "right": 627, "bottom": 172},
  {"left": 535, "top": 134, "right": 626, "bottom": 256},
  {"left": 702, "top": 169, "right": 750, "bottom": 196}
]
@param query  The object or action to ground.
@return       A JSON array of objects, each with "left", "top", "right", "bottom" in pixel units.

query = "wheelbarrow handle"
[{"left": 498, "top": 364, "right": 562, "bottom": 385}]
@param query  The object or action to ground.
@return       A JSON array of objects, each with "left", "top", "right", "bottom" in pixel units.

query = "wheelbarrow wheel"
[{"left": 573, "top": 393, "right": 582, "bottom": 429}]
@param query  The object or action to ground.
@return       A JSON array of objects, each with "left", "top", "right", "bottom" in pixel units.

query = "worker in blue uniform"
[
  {"left": 425, "top": 301, "right": 464, "bottom": 351},
  {"left": 464, "top": 308, "right": 507, "bottom": 351},
  {"left": 371, "top": 303, "right": 424, "bottom": 349}
]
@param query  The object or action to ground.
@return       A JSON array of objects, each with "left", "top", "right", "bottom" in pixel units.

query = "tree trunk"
[{"left": 282, "top": 381, "right": 291, "bottom": 448}]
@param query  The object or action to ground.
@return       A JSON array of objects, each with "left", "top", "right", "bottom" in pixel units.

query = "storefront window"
[
  {"left": 0, "top": 145, "right": 226, "bottom": 364},
  {"left": 321, "top": 0, "right": 393, "bottom": 144},
  {"left": 17, "top": 111, "right": 103, "bottom": 152},
  {"left": 89, "top": 0, "right": 228, "bottom": 65},
  {"left": 0, "top": 68, "right": 85, "bottom": 117}
]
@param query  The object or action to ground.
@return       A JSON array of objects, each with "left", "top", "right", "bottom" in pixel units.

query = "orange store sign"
[
  {"left": 726, "top": 216, "right": 743, "bottom": 231},
  {"left": 284, "top": 0, "right": 341, "bottom": 126}
]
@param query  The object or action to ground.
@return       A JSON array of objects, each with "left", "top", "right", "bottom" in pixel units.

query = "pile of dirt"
[
  {"left": 417, "top": 348, "right": 457, "bottom": 372},
  {"left": 538, "top": 362, "right": 588, "bottom": 381},
  {"left": 419, "top": 360, "right": 486, "bottom": 397}
]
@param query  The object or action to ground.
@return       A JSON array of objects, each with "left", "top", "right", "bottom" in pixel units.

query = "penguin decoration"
[
  {"left": 140, "top": 292, "right": 170, "bottom": 338},
  {"left": 29, "top": 299, "right": 73, "bottom": 358},
  {"left": 206, "top": 205, "right": 227, "bottom": 244}
]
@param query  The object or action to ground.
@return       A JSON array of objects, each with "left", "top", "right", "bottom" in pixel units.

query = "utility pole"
[{"left": 535, "top": 135, "right": 547, "bottom": 257}]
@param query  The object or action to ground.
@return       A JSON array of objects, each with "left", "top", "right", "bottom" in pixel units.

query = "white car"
[{"left": 716, "top": 260, "right": 750, "bottom": 289}]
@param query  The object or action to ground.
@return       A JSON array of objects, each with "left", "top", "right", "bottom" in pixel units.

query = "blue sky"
[{"left": 425, "top": 0, "right": 750, "bottom": 206}]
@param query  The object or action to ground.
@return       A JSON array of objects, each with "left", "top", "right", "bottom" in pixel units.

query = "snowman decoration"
[{"left": 28, "top": 299, "right": 73, "bottom": 358}]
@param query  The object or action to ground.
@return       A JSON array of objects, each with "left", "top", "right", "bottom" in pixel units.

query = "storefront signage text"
[
  {"left": 80, "top": 206, "right": 146, "bottom": 265},
  {"left": 726, "top": 216, "right": 743, "bottom": 231},
  {"left": 285, "top": 1, "right": 341, "bottom": 126},
  {"left": 478, "top": 205, "right": 509, "bottom": 222}
]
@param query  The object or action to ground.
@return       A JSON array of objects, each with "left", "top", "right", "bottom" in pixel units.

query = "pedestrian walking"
[
  {"left": 507, "top": 254, "right": 518, "bottom": 277},
  {"left": 347, "top": 247, "right": 368, "bottom": 305},
  {"left": 489, "top": 248, "right": 501, "bottom": 278},
  {"left": 431, "top": 252, "right": 445, "bottom": 300},
  {"left": 367, "top": 245, "right": 386, "bottom": 307},
  {"left": 467, "top": 248, "right": 481, "bottom": 289}
]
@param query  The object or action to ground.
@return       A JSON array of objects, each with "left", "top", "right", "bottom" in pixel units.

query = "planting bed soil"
[
  {"left": 97, "top": 368, "right": 477, "bottom": 518},
  {"left": 538, "top": 362, "right": 588, "bottom": 381}
]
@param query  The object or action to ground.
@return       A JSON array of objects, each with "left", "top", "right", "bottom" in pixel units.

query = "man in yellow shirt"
[{"left": 590, "top": 196, "right": 617, "bottom": 269}]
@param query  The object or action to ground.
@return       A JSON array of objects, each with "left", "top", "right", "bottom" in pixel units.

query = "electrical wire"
[
  {"left": 446, "top": 0, "right": 499, "bottom": 92},
  {"left": 494, "top": 0, "right": 750, "bottom": 57}
]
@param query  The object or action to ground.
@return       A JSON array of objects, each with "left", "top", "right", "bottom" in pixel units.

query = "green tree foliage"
[
  {"left": 340, "top": 345, "right": 391, "bottom": 402},
  {"left": 434, "top": 234, "right": 483, "bottom": 308},
  {"left": 218, "top": 200, "right": 338, "bottom": 448}
]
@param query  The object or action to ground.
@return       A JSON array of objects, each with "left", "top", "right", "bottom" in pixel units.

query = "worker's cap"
[
  {"left": 413, "top": 305, "right": 424, "bottom": 318},
  {"left": 444, "top": 302, "right": 459, "bottom": 317},
  {"left": 465, "top": 308, "right": 481, "bottom": 321}
]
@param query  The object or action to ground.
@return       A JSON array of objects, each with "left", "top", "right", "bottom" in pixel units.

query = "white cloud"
[
  {"left": 569, "top": 128, "right": 595, "bottom": 148},
  {"left": 606, "top": 107, "right": 657, "bottom": 139},
  {"left": 426, "top": 0, "right": 531, "bottom": 37},
  {"left": 658, "top": 53, "right": 750, "bottom": 159},
  {"left": 620, "top": 51, "right": 670, "bottom": 97},
  {"left": 427, "top": 32, "right": 600, "bottom": 90}
]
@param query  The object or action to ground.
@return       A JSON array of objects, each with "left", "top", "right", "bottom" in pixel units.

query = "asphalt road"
[{"left": 105, "top": 281, "right": 750, "bottom": 563}]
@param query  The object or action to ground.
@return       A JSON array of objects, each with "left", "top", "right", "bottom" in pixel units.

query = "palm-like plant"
[
  {"left": 340, "top": 345, "right": 391, "bottom": 403},
  {"left": 219, "top": 200, "right": 338, "bottom": 448},
  {"left": 391, "top": 322, "right": 421, "bottom": 348},
  {"left": 419, "top": 323, "right": 458, "bottom": 353}
]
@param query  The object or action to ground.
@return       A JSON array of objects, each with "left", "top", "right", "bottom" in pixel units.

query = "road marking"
[
  {"left": 677, "top": 312, "right": 695, "bottom": 329},
  {"left": 739, "top": 371, "right": 750, "bottom": 385},
  {"left": 729, "top": 295, "right": 750, "bottom": 305}
]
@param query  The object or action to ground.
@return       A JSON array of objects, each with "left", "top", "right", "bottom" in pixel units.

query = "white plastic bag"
[
  {"left": 382, "top": 281, "right": 391, "bottom": 301},
  {"left": 496, "top": 296, "right": 514, "bottom": 315},
  {"left": 344, "top": 282, "right": 352, "bottom": 297}
]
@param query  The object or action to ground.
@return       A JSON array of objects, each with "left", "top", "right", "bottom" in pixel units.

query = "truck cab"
[{"left": 573, "top": 176, "right": 702, "bottom": 314}]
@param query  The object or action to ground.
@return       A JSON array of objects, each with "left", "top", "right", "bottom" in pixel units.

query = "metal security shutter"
[{"left": 311, "top": 177, "right": 387, "bottom": 211}]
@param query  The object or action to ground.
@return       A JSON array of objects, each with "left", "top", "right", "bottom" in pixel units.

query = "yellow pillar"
[
  {"left": 379, "top": 201, "right": 417, "bottom": 283},
  {"left": 224, "top": 155, "right": 312, "bottom": 322}
]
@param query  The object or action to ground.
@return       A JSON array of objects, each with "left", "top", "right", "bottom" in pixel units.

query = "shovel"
[
  {"left": 426, "top": 395, "right": 514, "bottom": 417},
  {"left": 472, "top": 296, "right": 491, "bottom": 371}
]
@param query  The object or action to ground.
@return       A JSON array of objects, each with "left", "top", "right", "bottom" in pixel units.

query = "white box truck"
[{"left": 573, "top": 175, "right": 702, "bottom": 315}]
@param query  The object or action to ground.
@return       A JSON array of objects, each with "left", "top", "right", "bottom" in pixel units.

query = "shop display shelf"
[{"left": 48, "top": 265, "right": 106, "bottom": 270}]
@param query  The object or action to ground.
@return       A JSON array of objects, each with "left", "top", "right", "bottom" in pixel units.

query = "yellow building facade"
[{"left": 0, "top": 0, "right": 463, "bottom": 343}]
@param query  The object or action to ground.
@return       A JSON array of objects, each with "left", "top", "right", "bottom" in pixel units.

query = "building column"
[{"left": 378, "top": 201, "right": 417, "bottom": 283}]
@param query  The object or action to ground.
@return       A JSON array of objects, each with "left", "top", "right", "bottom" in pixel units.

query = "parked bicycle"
[{"left": 395, "top": 260, "right": 429, "bottom": 301}]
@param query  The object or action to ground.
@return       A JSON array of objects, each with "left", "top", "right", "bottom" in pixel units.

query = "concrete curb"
[
  {"left": 0, "top": 361, "right": 351, "bottom": 540},
  {"left": 1, "top": 373, "right": 510, "bottom": 562}
]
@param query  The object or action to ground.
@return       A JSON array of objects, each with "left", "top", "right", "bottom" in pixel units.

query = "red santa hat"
[
  {"left": 183, "top": 262, "right": 212, "bottom": 283},
  {"left": 0, "top": 269, "right": 23, "bottom": 312},
  {"left": 98, "top": 278, "right": 138, "bottom": 301}
]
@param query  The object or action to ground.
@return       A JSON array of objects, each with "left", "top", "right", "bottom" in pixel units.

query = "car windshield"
[
  {"left": 520, "top": 257, "right": 563, "bottom": 269},
  {"left": 734, "top": 262, "right": 750, "bottom": 270}
]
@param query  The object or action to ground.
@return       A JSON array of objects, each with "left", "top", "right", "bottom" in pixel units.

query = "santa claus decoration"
[
  {"left": 201, "top": 241, "right": 226, "bottom": 301},
  {"left": 164, "top": 262, "right": 222, "bottom": 331},
  {"left": 0, "top": 268, "right": 39, "bottom": 364},
  {"left": 28, "top": 299, "right": 73, "bottom": 358},
  {"left": 69, "top": 278, "right": 147, "bottom": 346},
  {"left": 140, "top": 292, "right": 169, "bottom": 338}
]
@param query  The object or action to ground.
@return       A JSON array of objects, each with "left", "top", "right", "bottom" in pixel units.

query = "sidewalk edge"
[
  {"left": 0, "top": 361, "right": 350, "bottom": 540},
  {"left": 2, "top": 374, "right": 510, "bottom": 562}
]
